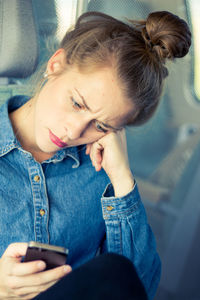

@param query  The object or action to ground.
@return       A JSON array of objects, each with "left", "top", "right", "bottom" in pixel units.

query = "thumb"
[{"left": 2, "top": 243, "right": 28, "bottom": 258}]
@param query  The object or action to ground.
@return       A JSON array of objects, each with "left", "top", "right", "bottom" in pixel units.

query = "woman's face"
[{"left": 33, "top": 58, "right": 134, "bottom": 155}]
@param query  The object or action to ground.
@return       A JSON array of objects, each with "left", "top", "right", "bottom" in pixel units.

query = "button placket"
[{"left": 27, "top": 162, "right": 49, "bottom": 243}]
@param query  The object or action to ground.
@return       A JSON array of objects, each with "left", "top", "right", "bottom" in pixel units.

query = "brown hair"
[{"left": 59, "top": 11, "right": 191, "bottom": 125}]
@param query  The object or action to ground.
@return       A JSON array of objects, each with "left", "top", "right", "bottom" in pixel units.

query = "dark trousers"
[{"left": 35, "top": 253, "right": 148, "bottom": 300}]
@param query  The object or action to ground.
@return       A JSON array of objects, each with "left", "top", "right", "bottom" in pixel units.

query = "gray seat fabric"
[
  {"left": 88, "top": 0, "right": 150, "bottom": 20},
  {"left": 0, "top": 0, "right": 38, "bottom": 78}
]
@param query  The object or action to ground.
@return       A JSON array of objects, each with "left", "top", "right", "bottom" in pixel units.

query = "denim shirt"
[{"left": 0, "top": 96, "right": 161, "bottom": 299}]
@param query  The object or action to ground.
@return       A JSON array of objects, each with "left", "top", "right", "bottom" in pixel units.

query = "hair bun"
[{"left": 142, "top": 11, "right": 191, "bottom": 61}]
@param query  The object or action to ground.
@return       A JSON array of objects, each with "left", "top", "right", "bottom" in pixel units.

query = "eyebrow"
[
  {"left": 75, "top": 88, "right": 91, "bottom": 111},
  {"left": 74, "top": 88, "right": 122, "bottom": 131}
]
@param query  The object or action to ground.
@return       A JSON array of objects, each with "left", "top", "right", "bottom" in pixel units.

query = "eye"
[
  {"left": 71, "top": 97, "right": 82, "bottom": 110},
  {"left": 95, "top": 121, "right": 108, "bottom": 133}
]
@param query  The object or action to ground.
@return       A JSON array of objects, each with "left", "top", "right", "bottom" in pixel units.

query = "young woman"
[{"left": 0, "top": 10, "right": 191, "bottom": 300}]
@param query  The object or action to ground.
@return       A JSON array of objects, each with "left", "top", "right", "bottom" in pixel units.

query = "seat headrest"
[{"left": 0, "top": 0, "right": 39, "bottom": 78}]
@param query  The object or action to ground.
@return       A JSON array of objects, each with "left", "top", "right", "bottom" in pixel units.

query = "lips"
[{"left": 49, "top": 130, "right": 68, "bottom": 148}]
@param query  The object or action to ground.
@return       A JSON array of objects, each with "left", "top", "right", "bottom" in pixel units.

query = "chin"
[{"left": 36, "top": 142, "right": 56, "bottom": 154}]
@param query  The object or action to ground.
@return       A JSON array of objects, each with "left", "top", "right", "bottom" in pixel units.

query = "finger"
[
  {"left": 95, "top": 144, "right": 103, "bottom": 163},
  {"left": 90, "top": 142, "right": 103, "bottom": 171},
  {"left": 33, "top": 264, "right": 72, "bottom": 285},
  {"left": 9, "top": 279, "right": 58, "bottom": 297},
  {"left": 3, "top": 243, "right": 28, "bottom": 258},
  {"left": 13, "top": 265, "right": 72, "bottom": 288},
  {"left": 10, "top": 260, "right": 46, "bottom": 276},
  {"left": 85, "top": 143, "right": 92, "bottom": 155},
  {"left": 19, "top": 292, "right": 40, "bottom": 299}
]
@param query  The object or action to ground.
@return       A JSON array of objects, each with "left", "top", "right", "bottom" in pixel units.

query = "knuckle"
[
  {"left": 6, "top": 243, "right": 14, "bottom": 251},
  {"left": 109, "top": 133, "right": 116, "bottom": 141},
  {"left": 14, "top": 289, "right": 24, "bottom": 296},
  {"left": 34, "top": 284, "right": 44, "bottom": 293},
  {"left": 33, "top": 276, "right": 43, "bottom": 286},
  {"left": 6, "top": 243, "right": 18, "bottom": 253},
  {"left": 6, "top": 277, "right": 18, "bottom": 289}
]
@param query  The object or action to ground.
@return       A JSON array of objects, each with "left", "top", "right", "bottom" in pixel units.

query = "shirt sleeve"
[{"left": 101, "top": 182, "right": 161, "bottom": 300}]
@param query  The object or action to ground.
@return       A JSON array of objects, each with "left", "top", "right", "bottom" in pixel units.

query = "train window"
[
  {"left": 186, "top": 0, "right": 200, "bottom": 102},
  {"left": 55, "top": 0, "right": 77, "bottom": 41},
  {"left": 32, "top": 0, "right": 78, "bottom": 62}
]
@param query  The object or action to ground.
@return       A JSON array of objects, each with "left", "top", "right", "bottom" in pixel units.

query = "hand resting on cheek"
[{"left": 86, "top": 129, "right": 135, "bottom": 197}]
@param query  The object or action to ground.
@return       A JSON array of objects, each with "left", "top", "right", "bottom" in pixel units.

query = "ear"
[{"left": 46, "top": 48, "right": 67, "bottom": 75}]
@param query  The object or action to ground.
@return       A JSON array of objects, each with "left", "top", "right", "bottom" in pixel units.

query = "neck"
[
  {"left": 9, "top": 97, "right": 54, "bottom": 162},
  {"left": 9, "top": 98, "right": 35, "bottom": 148}
]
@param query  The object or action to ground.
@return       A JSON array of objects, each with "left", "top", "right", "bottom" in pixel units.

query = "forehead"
[{"left": 64, "top": 66, "right": 134, "bottom": 126}]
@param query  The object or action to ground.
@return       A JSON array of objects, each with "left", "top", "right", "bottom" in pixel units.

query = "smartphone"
[{"left": 23, "top": 241, "right": 69, "bottom": 270}]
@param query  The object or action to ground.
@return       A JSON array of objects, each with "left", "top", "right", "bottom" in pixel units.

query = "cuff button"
[{"left": 106, "top": 205, "right": 114, "bottom": 211}]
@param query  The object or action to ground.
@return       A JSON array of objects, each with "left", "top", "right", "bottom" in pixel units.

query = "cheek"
[{"left": 36, "top": 96, "right": 61, "bottom": 125}]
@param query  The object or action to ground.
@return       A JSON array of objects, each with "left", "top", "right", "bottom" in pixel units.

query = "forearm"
[
  {"left": 110, "top": 169, "right": 135, "bottom": 197},
  {"left": 101, "top": 183, "right": 161, "bottom": 300}
]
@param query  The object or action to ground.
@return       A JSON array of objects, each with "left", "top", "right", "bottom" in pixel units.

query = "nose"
[{"left": 65, "top": 118, "right": 89, "bottom": 140}]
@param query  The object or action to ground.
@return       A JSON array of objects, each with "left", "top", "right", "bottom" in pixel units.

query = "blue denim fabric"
[{"left": 0, "top": 96, "right": 161, "bottom": 299}]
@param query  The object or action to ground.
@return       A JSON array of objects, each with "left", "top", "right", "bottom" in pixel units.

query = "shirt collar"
[
  {"left": 0, "top": 95, "right": 81, "bottom": 167},
  {"left": 44, "top": 146, "right": 81, "bottom": 168},
  {"left": 0, "top": 95, "right": 22, "bottom": 157}
]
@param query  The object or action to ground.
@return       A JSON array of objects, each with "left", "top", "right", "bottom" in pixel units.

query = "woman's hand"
[
  {"left": 0, "top": 243, "right": 72, "bottom": 299},
  {"left": 86, "top": 129, "right": 135, "bottom": 197}
]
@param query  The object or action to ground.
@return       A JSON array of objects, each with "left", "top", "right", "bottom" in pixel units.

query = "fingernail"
[
  {"left": 37, "top": 261, "right": 46, "bottom": 269},
  {"left": 63, "top": 265, "right": 72, "bottom": 273}
]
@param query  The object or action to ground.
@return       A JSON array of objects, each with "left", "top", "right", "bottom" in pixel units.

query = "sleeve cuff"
[{"left": 101, "top": 182, "right": 141, "bottom": 219}]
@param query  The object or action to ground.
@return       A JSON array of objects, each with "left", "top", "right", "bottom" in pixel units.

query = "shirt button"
[
  {"left": 40, "top": 209, "right": 45, "bottom": 216},
  {"left": 34, "top": 175, "right": 40, "bottom": 182},
  {"left": 106, "top": 205, "right": 114, "bottom": 211}
]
